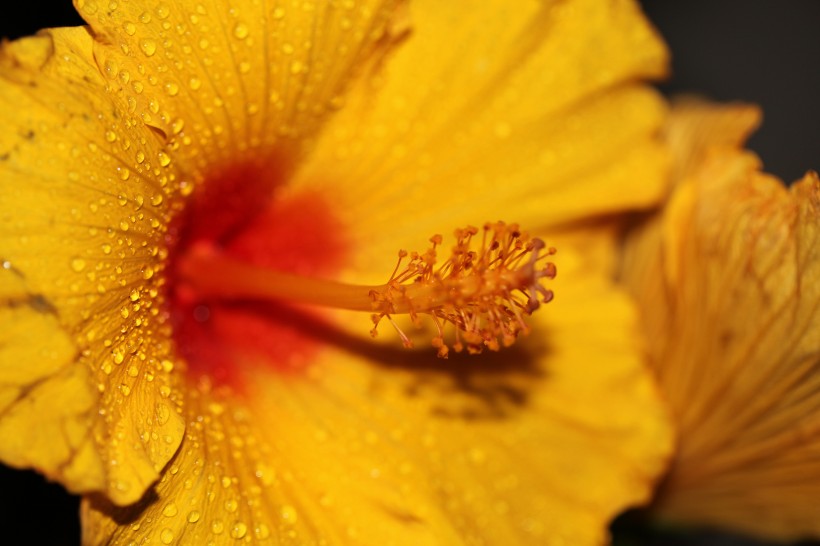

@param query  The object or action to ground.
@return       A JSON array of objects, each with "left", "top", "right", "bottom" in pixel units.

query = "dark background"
[{"left": 0, "top": 2, "right": 818, "bottom": 545}]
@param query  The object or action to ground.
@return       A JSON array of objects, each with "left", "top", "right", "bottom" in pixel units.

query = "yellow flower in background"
[
  {"left": 622, "top": 100, "right": 820, "bottom": 541},
  {"left": 1, "top": 0, "right": 674, "bottom": 544}
]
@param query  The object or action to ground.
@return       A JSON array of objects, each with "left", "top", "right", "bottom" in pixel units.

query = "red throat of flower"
[{"left": 166, "top": 162, "right": 556, "bottom": 388}]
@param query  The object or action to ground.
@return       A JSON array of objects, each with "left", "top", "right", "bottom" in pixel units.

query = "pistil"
[{"left": 177, "top": 222, "right": 557, "bottom": 358}]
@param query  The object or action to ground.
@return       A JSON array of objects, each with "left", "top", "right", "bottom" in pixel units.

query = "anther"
[{"left": 368, "top": 222, "right": 556, "bottom": 358}]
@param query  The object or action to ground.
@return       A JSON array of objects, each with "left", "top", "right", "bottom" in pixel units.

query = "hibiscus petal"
[
  {"left": 0, "top": 27, "right": 185, "bottom": 505},
  {"left": 0, "top": 266, "right": 103, "bottom": 492},
  {"left": 82, "top": 247, "right": 673, "bottom": 545},
  {"left": 624, "top": 130, "right": 820, "bottom": 539},
  {"left": 1, "top": 0, "right": 410, "bottom": 507},
  {"left": 75, "top": 0, "right": 409, "bottom": 169},
  {"left": 295, "top": 0, "right": 671, "bottom": 249}
]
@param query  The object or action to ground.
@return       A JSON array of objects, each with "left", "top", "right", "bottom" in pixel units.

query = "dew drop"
[
  {"left": 140, "top": 39, "right": 157, "bottom": 56},
  {"left": 160, "top": 528, "right": 174, "bottom": 544},
  {"left": 230, "top": 521, "right": 248, "bottom": 539},
  {"left": 158, "top": 152, "right": 172, "bottom": 167},
  {"left": 164, "top": 81, "right": 180, "bottom": 96},
  {"left": 255, "top": 524, "right": 270, "bottom": 540},
  {"left": 139, "top": 11, "right": 152, "bottom": 23},
  {"left": 233, "top": 22, "right": 249, "bottom": 39},
  {"left": 156, "top": 403, "right": 171, "bottom": 425},
  {"left": 111, "top": 349, "right": 125, "bottom": 364},
  {"left": 150, "top": 194, "right": 164, "bottom": 206},
  {"left": 187, "top": 511, "right": 201, "bottom": 523},
  {"left": 211, "top": 520, "right": 224, "bottom": 535},
  {"left": 120, "top": 307, "right": 130, "bottom": 319},
  {"left": 224, "top": 499, "right": 238, "bottom": 513},
  {"left": 127, "top": 364, "right": 139, "bottom": 377},
  {"left": 171, "top": 118, "right": 185, "bottom": 134},
  {"left": 155, "top": 3, "right": 170, "bottom": 18},
  {"left": 188, "top": 77, "right": 202, "bottom": 90},
  {"left": 71, "top": 258, "right": 86, "bottom": 272},
  {"left": 162, "top": 503, "right": 178, "bottom": 517},
  {"left": 123, "top": 21, "right": 137, "bottom": 35},
  {"left": 119, "top": 383, "right": 131, "bottom": 396},
  {"left": 179, "top": 181, "right": 194, "bottom": 196},
  {"left": 104, "top": 60, "right": 119, "bottom": 79},
  {"left": 290, "top": 61, "right": 304, "bottom": 75},
  {"left": 130, "top": 289, "right": 141, "bottom": 302},
  {"left": 281, "top": 505, "right": 297, "bottom": 523}
]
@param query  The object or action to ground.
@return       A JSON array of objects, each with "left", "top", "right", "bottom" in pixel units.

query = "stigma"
[{"left": 177, "top": 222, "right": 556, "bottom": 358}]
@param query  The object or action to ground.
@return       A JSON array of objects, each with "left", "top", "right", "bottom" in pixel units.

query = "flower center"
[
  {"left": 166, "top": 162, "right": 349, "bottom": 386},
  {"left": 178, "top": 221, "right": 556, "bottom": 360},
  {"left": 166, "top": 163, "right": 556, "bottom": 386}
]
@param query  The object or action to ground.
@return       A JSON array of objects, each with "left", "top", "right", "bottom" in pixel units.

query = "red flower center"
[{"left": 166, "top": 161, "right": 349, "bottom": 388}]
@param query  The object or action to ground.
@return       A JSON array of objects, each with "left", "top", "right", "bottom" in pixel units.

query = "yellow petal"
[
  {"left": 0, "top": 266, "right": 103, "bottom": 492},
  {"left": 623, "top": 144, "right": 820, "bottom": 540},
  {"left": 82, "top": 250, "right": 673, "bottom": 545},
  {"left": 2, "top": 0, "right": 676, "bottom": 542},
  {"left": 2, "top": 0, "right": 406, "bottom": 506},
  {"left": 295, "top": 0, "right": 671, "bottom": 238},
  {"left": 663, "top": 97, "right": 762, "bottom": 182},
  {"left": 75, "top": 0, "right": 409, "bottom": 169},
  {"left": 0, "top": 27, "right": 185, "bottom": 505}
]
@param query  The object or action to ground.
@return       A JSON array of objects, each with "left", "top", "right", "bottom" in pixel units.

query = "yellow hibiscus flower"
[
  {"left": 622, "top": 100, "right": 820, "bottom": 542},
  {"left": 0, "top": 1, "right": 674, "bottom": 544}
]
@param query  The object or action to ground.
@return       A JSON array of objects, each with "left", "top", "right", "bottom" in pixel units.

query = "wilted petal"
[{"left": 623, "top": 104, "right": 820, "bottom": 540}]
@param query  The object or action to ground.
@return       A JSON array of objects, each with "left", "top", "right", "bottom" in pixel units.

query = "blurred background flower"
[{"left": 0, "top": 2, "right": 818, "bottom": 545}]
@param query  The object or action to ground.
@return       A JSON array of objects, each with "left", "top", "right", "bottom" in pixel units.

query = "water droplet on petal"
[
  {"left": 230, "top": 521, "right": 247, "bottom": 539},
  {"left": 140, "top": 39, "right": 157, "bottom": 56},
  {"left": 255, "top": 524, "right": 270, "bottom": 539},
  {"left": 164, "top": 82, "right": 179, "bottom": 96},
  {"left": 71, "top": 258, "right": 86, "bottom": 272},
  {"left": 160, "top": 528, "right": 174, "bottom": 544},
  {"left": 162, "top": 503, "right": 178, "bottom": 517},
  {"left": 233, "top": 22, "right": 249, "bottom": 39},
  {"left": 187, "top": 510, "right": 201, "bottom": 523},
  {"left": 155, "top": 3, "right": 170, "bottom": 19},
  {"left": 281, "top": 505, "right": 297, "bottom": 523}
]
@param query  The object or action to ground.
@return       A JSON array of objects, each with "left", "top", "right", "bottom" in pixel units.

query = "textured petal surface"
[
  {"left": 622, "top": 105, "right": 820, "bottom": 540},
  {"left": 0, "top": 0, "right": 404, "bottom": 505},
  {"left": 0, "top": 0, "right": 676, "bottom": 543},
  {"left": 0, "top": 27, "right": 185, "bottom": 504},
  {"left": 74, "top": 0, "right": 408, "bottom": 170},
  {"left": 82, "top": 242, "right": 673, "bottom": 546},
  {"left": 294, "top": 0, "right": 671, "bottom": 252}
]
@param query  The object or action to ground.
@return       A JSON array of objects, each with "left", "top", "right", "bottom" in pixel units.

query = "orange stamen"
[{"left": 177, "top": 222, "right": 556, "bottom": 358}]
